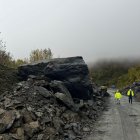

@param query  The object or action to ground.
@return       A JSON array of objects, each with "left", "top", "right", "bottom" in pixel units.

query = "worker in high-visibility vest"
[
  {"left": 127, "top": 88, "right": 134, "bottom": 104},
  {"left": 115, "top": 90, "right": 122, "bottom": 104}
]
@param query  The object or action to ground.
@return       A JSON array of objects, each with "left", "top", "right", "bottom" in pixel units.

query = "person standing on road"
[
  {"left": 127, "top": 88, "right": 134, "bottom": 104},
  {"left": 115, "top": 90, "right": 122, "bottom": 104}
]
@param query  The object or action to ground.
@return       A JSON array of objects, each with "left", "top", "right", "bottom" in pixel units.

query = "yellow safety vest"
[
  {"left": 115, "top": 92, "right": 122, "bottom": 99},
  {"left": 127, "top": 90, "right": 134, "bottom": 96}
]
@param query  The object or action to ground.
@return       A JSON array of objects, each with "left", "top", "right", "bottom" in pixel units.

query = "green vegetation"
[
  {"left": 0, "top": 33, "right": 53, "bottom": 68},
  {"left": 0, "top": 38, "right": 12, "bottom": 66},
  {"left": 117, "top": 65, "right": 140, "bottom": 88},
  {"left": 89, "top": 60, "right": 129, "bottom": 86},
  {"left": 0, "top": 34, "right": 54, "bottom": 93},
  {"left": 89, "top": 60, "right": 140, "bottom": 88},
  {"left": 0, "top": 41, "right": 53, "bottom": 68},
  {"left": 30, "top": 48, "right": 53, "bottom": 62},
  {"left": 2, "top": 33, "right": 140, "bottom": 90},
  {"left": 0, "top": 64, "right": 18, "bottom": 94}
]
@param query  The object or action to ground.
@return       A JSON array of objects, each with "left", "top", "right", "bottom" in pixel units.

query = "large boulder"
[
  {"left": 18, "top": 56, "right": 93, "bottom": 100},
  {"left": 18, "top": 61, "right": 48, "bottom": 80}
]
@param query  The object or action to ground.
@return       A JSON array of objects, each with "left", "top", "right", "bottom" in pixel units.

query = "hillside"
[
  {"left": 89, "top": 60, "right": 140, "bottom": 88},
  {"left": 0, "top": 64, "right": 19, "bottom": 94},
  {"left": 117, "top": 65, "right": 140, "bottom": 88}
]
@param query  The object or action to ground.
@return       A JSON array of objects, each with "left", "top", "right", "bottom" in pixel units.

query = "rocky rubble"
[
  {"left": 0, "top": 76, "right": 106, "bottom": 140},
  {"left": 0, "top": 57, "right": 108, "bottom": 139}
]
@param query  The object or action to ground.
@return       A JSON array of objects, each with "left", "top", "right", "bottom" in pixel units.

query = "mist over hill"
[{"left": 88, "top": 58, "right": 140, "bottom": 88}]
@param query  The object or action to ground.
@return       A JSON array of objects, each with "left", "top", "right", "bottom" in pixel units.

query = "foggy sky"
[{"left": 0, "top": 0, "right": 140, "bottom": 63}]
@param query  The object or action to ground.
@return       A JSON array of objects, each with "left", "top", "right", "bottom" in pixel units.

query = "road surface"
[{"left": 86, "top": 89, "right": 140, "bottom": 140}]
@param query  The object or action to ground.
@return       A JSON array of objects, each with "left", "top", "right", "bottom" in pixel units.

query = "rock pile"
[
  {"left": 0, "top": 76, "right": 105, "bottom": 140},
  {"left": 0, "top": 57, "right": 107, "bottom": 139}
]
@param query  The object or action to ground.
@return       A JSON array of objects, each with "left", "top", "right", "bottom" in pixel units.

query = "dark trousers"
[{"left": 129, "top": 96, "right": 132, "bottom": 104}]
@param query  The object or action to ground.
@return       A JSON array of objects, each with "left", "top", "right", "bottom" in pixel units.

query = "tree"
[
  {"left": 11, "top": 59, "right": 28, "bottom": 68},
  {"left": 0, "top": 37, "right": 12, "bottom": 66},
  {"left": 30, "top": 48, "right": 53, "bottom": 62}
]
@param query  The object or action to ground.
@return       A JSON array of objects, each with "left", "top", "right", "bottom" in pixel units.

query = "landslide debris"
[
  {"left": 0, "top": 76, "right": 106, "bottom": 140},
  {"left": 0, "top": 56, "right": 109, "bottom": 139}
]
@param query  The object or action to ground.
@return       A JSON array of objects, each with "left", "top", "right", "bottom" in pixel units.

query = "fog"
[{"left": 0, "top": 0, "right": 140, "bottom": 63}]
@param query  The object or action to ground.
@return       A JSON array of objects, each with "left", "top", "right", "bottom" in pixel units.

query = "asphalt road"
[{"left": 87, "top": 89, "right": 140, "bottom": 140}]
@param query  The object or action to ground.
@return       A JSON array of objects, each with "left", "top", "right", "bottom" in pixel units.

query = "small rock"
[
  {"left": 24, "top": 121, "right": 40, "bottom": 138},
  {"left": 0, "top": 111, "right": 16, "bottom": 133},
  {"left": 0, "top": 109, "right": 5, "bottom": 115},
  {"left": 35, "top": 112, "right": 43, "bottom": 117},
  {"left": 82, "top": 127, "right": 91, "bottom": 132},
  {"left": 35, "top": 86, "right": 52, "bottom": 98},
  {"left": 37, "top": 134, "right": 44, "bottom": 140},
  {"left": 55, "top": 92, "right": 75, "bottom": 110}
]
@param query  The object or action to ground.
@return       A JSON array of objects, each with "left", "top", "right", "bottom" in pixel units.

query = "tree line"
[
  {"left": 0, "top": 36, "right": 53, "bottom": 68},
  {"left": 89, "top": 60, "right": 140, "bottom": 88}
]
